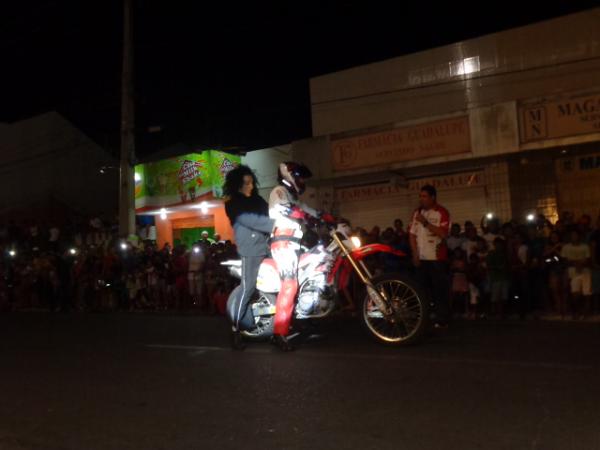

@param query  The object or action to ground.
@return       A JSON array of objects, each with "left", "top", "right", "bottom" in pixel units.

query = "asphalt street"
[{"left": 1, "top": 313, "right": 599, "bottom": 450}]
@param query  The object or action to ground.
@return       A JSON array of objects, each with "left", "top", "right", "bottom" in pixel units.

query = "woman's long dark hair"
[{"left": 223, "top": 165, "right": 259, "bottom": 198}]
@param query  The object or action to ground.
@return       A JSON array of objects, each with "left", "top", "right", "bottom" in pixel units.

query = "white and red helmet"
[{"left": 278, "top": 162, "right": 312, "bottom": 197}]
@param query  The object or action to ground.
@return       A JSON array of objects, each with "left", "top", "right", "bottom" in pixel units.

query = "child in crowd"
[
  {"left": 486, "top": 238, "right": 511, "bottom": 319},
  {"left": 450, "top": 248, "right": 469, "bottom": 316}
]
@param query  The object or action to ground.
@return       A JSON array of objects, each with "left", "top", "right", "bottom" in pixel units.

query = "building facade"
[
  {"left": 0, "top": 112, "right": 118, "bottom": 220},
  {"left": 134, "top": 145, "right": 291, "bottom": 248},
  {"left": 292, "top": 8, "right": 600, "bottom": 229}
]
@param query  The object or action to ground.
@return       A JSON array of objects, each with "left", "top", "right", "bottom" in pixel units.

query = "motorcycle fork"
[{"left": 331, "top": 233, "right": 392, "bottom": 316}]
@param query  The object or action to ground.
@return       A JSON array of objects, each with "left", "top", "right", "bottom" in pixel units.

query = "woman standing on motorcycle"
[{"left": 224, "top": 165, "right": 274, "bottom": 350}]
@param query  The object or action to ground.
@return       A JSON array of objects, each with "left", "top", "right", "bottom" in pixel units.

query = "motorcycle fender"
[{"left": 350, "top": 244, "right": 406, "bottom": 260}]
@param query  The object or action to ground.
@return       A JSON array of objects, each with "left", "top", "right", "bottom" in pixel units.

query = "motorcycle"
[{"left": 222, "top": 221, "right": 429, "bottom": 346}]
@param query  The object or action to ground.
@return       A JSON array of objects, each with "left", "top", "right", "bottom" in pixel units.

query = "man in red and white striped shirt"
[{"left": 409, "top": 184, "right": 451, "bottom": 327}]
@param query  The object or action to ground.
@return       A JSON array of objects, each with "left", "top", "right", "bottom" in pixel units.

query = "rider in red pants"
[{"left": 269, "top": 162, "right": 318, "bottom": 351}]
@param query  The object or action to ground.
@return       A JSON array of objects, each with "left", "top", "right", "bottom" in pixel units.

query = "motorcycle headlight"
[{"left": 350, "top": 236, "right": 361, "bottom": 249}]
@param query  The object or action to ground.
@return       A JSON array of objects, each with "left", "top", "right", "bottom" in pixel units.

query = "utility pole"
[{"left": 119, "top": 0, "right": 136, "bottom": 237}]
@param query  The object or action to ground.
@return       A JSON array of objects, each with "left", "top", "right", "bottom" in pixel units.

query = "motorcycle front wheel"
[{"left": 361, "top": 273, "right": 429, "bottom": 346}]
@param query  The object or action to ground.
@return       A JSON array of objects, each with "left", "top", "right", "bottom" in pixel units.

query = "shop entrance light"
[{"left": 193, "top": 202, "right": 210, "bottom": 215}]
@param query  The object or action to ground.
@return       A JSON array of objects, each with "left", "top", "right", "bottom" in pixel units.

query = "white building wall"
[
  {"left": 311, "top": 8, "right": 600, "bottom": 138},
  {"left": 241, "top": 145, "right": 292, "bottom": 200},
  {"left": 296, "top": 9, "right": 600, "bottom": 225}
]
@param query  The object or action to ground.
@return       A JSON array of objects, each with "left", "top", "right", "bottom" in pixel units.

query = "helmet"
[{"left": 278, "top": 162, "right": 312, "bottom": 196}]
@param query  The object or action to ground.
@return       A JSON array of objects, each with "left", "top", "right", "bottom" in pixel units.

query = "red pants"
[{"left": 271, "top": 235, "right": 299, "bottom": 336}]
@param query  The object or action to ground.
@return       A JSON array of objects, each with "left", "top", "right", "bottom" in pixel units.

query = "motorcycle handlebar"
[{"left": 304, "top": 216, "right": 337, "bottom": 231}]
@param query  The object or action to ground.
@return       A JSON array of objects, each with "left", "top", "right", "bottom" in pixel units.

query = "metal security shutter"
[
  {"left": 339, "top": 187, "right": 488, "bottom": 231},
  {"left": 557, "top": 173, "right": 600, "bottom": 218},
  {"left": 338, "top": 196, "right": 413, "bottom": 230},
  {"left": 438, "top": 187, "right": 488, "bottom": 227},
  {"left": 556, "top": 152, "right": 600, "bottom": 219}
]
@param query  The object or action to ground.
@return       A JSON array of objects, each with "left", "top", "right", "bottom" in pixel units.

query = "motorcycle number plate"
[{"left": 253, "top": 305, "right": 276, "bottom": 316}]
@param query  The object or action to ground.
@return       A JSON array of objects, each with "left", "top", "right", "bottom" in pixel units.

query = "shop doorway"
[{"left": 173, "top": 227, "right": 216, "bottom": 248}]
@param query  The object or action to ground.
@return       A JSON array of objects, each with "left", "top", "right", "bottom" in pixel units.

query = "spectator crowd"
[
  {"left": 2, "top": 210, "right": 600, "bottom": 322},
  {"left": 0, "top": 218, "right": 237, "bottom": 314},
  {"left": 354, "top": 211, "right": 600, "bottom": 321}
]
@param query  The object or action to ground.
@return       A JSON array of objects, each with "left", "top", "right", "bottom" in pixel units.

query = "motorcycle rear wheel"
[
  {"left": 361, "top": 273, "right": 429, "bottom": 346},
  {"left": 240, "top": 292, "right": 275, "bottom": 340}
]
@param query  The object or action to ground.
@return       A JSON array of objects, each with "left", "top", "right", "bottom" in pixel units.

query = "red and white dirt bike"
[{"left": 222, "top": 221, "right": 429, "bottom": 346}]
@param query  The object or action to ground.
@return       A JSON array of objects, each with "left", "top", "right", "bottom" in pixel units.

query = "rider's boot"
[
  {"left": 272, "top": 334, "right": 295, "bottom": 352},
  {"left": 297, "top": 320, "right": 326, "bottom": 343},
  {"left": 230, "top": 327, "right": 246, "bottom": 351}
]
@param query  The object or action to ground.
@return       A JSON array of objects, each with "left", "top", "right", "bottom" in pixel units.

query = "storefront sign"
[
  {"left": 336, "top": 183, "right": 406, "bottom": 202},
  {"left": 135, "top": 150, "right": 240, "bottom": 209},
  {"left": 520, "top": 92, "right": 600, "bottom": 143},
  {"left": 556, "top": 153, "right": 600, "bottom": 176},
  {"left": 407, "top": 171, "right": 484, "bottom": 192},
  {"left": 209, "top": 151, "right": 240, "bottom": 198},
  {"left": 336, "top": 170, "right": 484, "bottom": 202},
  {"left": 579, "top": 154, "right": 600, "bottom": 170},
  {"left": 331, "top": 116, "right": 471, "bottom": 172}
]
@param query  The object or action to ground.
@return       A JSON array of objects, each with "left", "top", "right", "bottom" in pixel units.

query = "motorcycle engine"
[{"left": 296, "top": 279, "right": 332, "bottom": 318}]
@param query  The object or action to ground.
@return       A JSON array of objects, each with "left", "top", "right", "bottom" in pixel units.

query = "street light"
[
  {"left": 526, "top": 213, "right": 535, "bottom": 222},
  {"left": 191, "top": 201, "right": 210, "bottom": 215},
  {"left": 486, "top": 212, "right": 494, "bottom": 220},
  {"left": 101, "top": 166, "right": 138, "bottom": 182},
  {"left": 99, "top": 165, "right": 119, "bottom": 174}
]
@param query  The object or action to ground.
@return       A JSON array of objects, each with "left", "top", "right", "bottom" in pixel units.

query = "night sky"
[{"left": 2, "top": 1, "right": 596, "bottom": 158}]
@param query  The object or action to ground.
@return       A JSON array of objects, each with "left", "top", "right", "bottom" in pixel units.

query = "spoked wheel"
[
  {"left": 240, "top": 292, "right": 275, "bottom": 340},
  {"left": 361, "top": 273, "right": 429, "bottom": 346}
]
